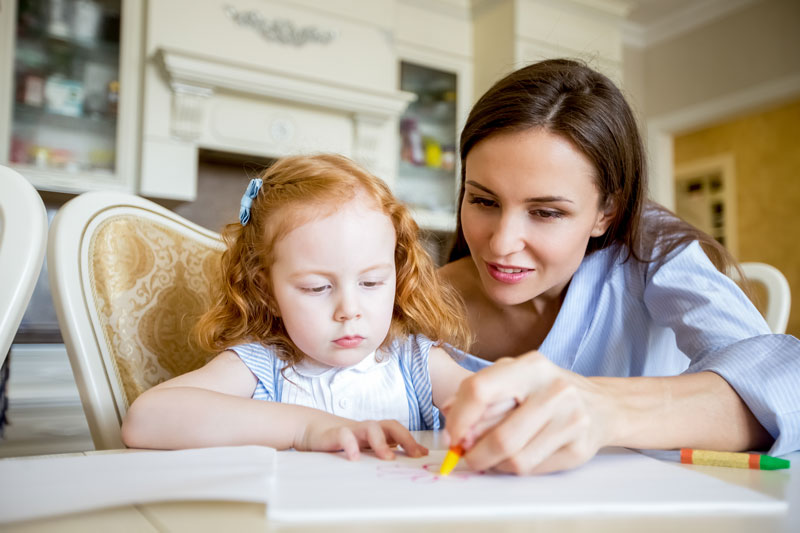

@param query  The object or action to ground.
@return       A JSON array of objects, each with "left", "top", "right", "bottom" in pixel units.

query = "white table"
[{"left": 3, "top": 433, "right": 798, "bottom": 532}]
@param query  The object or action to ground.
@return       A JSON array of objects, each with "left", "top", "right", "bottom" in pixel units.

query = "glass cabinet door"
[
  {"left": 8, "top": 0, "right": 121, "bottom": 181},
  {"left": 396, "top": 61, "right": 458, "bottom": 231}
]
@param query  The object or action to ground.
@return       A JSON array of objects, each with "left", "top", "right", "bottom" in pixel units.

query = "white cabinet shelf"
[{"left": 0, "top": 0, "right": 144, "bottom": 195}]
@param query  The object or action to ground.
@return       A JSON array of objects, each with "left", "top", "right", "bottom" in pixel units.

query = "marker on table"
[
  {"left": 439, "top": 398, "right": 518, "bottom": 476},
  {"left": 680, "top": 448, "right": 790, "bottom": 470}
]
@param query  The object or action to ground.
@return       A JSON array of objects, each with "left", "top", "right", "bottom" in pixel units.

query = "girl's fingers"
[
  {"left": 363, "top": 423, "right": 394, "bottom": 460},
  {"left": 382, "top": 421, "right": 428, "bottom": 458},
  {"left": 337, "top": 427, "right": 361, "bottom": 461}
]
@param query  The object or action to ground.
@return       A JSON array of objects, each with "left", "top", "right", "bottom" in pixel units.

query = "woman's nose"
[{"left": 489, "top": 213, "right": 525, "bottom": 257}]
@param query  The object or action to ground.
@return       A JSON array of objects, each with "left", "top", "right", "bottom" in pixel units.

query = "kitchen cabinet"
[
  {"left": 396, "top": 61, "right": 460, "bottom": 233},
  {"left": 0, "top": 0, "right": 144, "bottom": 194}
]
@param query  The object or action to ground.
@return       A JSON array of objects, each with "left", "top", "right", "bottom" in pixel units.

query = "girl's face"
[
  {"left": 461, "top": 128, "right": 614, "bottom": 307},
  {"left": 270, "top": 195, "right": 397, "bottom": 368}
]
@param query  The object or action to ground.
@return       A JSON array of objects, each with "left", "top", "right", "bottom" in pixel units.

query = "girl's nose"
[
  {"left": 489, "top": 213, "right": 525, "bottom": 257},
  {"left": 334, "top": 289, "right": 361, "bottom": 322}
]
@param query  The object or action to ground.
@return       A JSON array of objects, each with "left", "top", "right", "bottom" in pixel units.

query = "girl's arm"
[
  {"left": 428, "top": 346, "right": 473, "bottom": 408},
  {"left": 122, "top": 350, "right": 427, "bottom": 459}
]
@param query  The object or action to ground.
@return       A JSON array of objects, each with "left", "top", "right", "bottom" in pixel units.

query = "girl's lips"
[
  {"left": 333, "top": 336, "right": 364, "bottom": 348},
  {"left": 486, "top": 262, "right": 533, "bottom": 284}
]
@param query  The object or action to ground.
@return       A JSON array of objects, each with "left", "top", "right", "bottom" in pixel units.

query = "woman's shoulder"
[{"left": 439, "top": 257, "right": 481, "bottom": 299}]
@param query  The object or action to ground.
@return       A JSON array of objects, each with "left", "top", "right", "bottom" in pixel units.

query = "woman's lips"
[
  {"left": 486, "top": 262, "right": 533, "bottom": 284},
  {"left": 333, "top": 336, "right": 364, "bottom": 348}
]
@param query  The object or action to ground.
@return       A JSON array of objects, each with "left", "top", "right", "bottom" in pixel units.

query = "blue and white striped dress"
[
  {"left": 453, "top": 240, "right": 800, "bottom": 457},
  {"left": 231, "top": 334, "right": 440, "bottom": 431}
]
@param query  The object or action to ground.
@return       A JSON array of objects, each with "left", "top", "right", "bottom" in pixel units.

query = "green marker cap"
[{"left": 759, "top": 455, "right": 791, "bottom": 470}]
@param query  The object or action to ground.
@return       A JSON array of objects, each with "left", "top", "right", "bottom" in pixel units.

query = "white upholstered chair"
[
  {"left": 738, "top": 262, "right": 791, "bottom": 334},
  {"left": 0, "top": 166, "right": 48, "bottom": 362},
  {"left": 48, "top": 191, "right": 225, "bottom": 449}
]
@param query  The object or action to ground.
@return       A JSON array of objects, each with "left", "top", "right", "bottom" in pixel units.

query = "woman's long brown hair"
[{"left": 449, "top": 58, "right": 741, "bottom": 278}]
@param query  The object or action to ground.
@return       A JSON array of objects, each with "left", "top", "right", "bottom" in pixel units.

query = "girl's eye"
[
  {"left": 301, "top": 285, "right": 330, "bottom": 294},
  {"left": 361, "top": 281, "right": 384, "bottom": 288},
  {"left": 467, "top": 195, "right": 497, "bottom": 208}
]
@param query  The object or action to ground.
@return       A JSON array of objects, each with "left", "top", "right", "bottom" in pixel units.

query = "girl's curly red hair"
[{"left": 195, "top": 154, "right": 471, "bottom": 365}]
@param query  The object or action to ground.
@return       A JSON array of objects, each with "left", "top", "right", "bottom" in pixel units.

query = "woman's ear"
[{"left": 590, "top": 196, "right": 617, "bottom": 237}]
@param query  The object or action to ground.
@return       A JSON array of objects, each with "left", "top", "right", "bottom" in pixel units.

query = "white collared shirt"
[
  {"left": 280, "top": 352, "right": 410, "bottom": 427},
  {"left": 232, "top": 334, "right": 441, "bottom": 430}
]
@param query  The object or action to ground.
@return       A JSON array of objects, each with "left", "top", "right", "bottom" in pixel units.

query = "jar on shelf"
[
  {"left": 107, "top": 80, "right": 119, "bottom": 115},
  {"left": 16, "top": 71, "right": 46, "bottom": 107}
]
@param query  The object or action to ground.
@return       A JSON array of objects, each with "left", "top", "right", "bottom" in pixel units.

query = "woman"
[{"left": 440, "top": 58, "right": 799, "bottom": 475}]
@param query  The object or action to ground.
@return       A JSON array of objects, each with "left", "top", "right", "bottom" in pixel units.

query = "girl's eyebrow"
[
  {"left": 359, "top": 263, "right": 394, "bottom": 275},
  {"left": 289, "top": 263, "right": 394, "bottom": 279},
  {"left": 465, "top": 180, "right": 574, "bottom": 204}
]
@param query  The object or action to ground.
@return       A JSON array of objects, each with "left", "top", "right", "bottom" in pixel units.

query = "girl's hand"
[
  {"left": 295, "top": 417, "right": 429, "bottom": 461},
  {"left": 444, "top": 351, "right": 617, "bottom": 475}
]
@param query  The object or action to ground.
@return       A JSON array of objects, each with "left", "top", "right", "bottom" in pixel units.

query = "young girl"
[
  {"left": 440, "top": 58, "right": 800, "bottom": 474},
  {"left": 122, "top": 154, "right": 473, "bottom": 460}
]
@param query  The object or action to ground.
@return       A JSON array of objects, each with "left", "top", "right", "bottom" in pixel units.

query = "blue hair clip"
[{"left": 239, "top": 178, "right": 263, "bottom": 225}]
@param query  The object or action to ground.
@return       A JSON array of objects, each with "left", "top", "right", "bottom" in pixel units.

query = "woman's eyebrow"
[{"left": 465, "top": 180, "right": 574, "bottom": 204}]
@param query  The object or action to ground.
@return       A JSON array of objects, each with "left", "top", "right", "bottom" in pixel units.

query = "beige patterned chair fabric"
[
  {"left": 89, "top": 215, "right": 220, "bottom": 407},
  {"left": 49, "top": 191, "right": 226, "bottom": 449}
]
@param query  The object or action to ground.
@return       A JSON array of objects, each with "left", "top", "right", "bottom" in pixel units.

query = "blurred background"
[{"left": 0, "top": 0, "right": 798, "bottom": 456}]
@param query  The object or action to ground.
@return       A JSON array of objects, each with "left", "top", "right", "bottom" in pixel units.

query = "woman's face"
[{"left": 461, "top": 128, "right": 614, "bottom": 307}]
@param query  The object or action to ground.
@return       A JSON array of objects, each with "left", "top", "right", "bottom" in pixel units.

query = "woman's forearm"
[
  {"left": 122, "top": 386, "right": 326, "bottom": 450},
  {"left": 597, "top": 371, "right": 772, "bottom": 451}
]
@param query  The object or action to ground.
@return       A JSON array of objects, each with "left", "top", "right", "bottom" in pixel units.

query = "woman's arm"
[
  {"left": 601, "top": 370, "right": 771, "bottom": 452},
  {"left": 444, "top": 352, "right": 772, "bottom": 475},
  {"left": 122, "top": 351, "right": 427, "bottom": 459}
]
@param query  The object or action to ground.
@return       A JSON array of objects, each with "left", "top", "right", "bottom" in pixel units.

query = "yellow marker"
[
  {"left": 438, "top": 399, "right": 518, "bottom": 476},
  {"left": 439, "top": 445, "right": 463, "bottom": 476}
]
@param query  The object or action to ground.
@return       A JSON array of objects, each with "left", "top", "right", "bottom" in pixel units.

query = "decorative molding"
[
  {"left": 400, "top": 0, "right": 473, "bottom": 20},
  {"left": 223, "top": 5, "right": 337, "bottom": 47},
  {"left": 562, "top": 0, "right": 637, "bottom": 18},
  {"left": 648, "top": 73, "right": 800, "bottom": 135},
  {"left": 352, "top": 115, "right": 385, "bottom": 175},
  {"left": 473, "top": 0, "right": 634, "bottom": 21},
  {"left": 646, "top": 72, "right": 800, "bottom": 210},
  {"left": 169, "top": 83, "right": 214, "bottom": 141},
  {"left": 157, "top": 48, "right": 414, "bottom": 119},
  {"left": 623, "top": 0, "right": 759, "bottom": 49}
]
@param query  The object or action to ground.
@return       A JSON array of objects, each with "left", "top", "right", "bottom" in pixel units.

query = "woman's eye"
[
  {"left": 467, "top": 195, "right": 497, "bottom": 208},
  {"left": 361, "top": 281, "right": 384, "bottom": 288},
  {"left": 531, "top": 209, "right": 563, "bottom": 220}
]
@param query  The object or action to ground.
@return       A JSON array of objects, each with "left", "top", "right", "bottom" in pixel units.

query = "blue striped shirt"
[
  {"left": 230, "top": 334, "right": 440, "bottom": 431},
  {"left": 455, "top": 240, "right": 800, "bottom": 456}
]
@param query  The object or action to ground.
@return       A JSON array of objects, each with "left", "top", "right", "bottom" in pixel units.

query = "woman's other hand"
[{"left": 444, "top": 351, "right": 617, "bottom": 474}]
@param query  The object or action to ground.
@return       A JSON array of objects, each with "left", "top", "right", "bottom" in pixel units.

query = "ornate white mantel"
[{"left": 139, "top": 0, "right": 416, "bottom": 201}]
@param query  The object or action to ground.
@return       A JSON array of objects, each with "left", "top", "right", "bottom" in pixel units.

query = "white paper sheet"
[
  {"left": 0, "top": 445, "right": 275, "bottom": 524},
  {"left": 269, "top": 447, "right": 787, "bottom": 522}
]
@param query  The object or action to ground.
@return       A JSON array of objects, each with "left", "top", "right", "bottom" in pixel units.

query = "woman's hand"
[
  {"left": 295, "top": 417, "right": 429, "bottom": 461},
  {"left": 443, "top": 351, "right": 618, "bottom": 474}
]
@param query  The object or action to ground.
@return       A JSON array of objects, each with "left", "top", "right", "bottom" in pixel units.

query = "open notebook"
[
  {"left": 0, "top": 445, "right": 786, "bottom": 524},
  {"left": 268, "top": 447, "right": 787, "bottom": 522},
  {"left": 0, "top": 446, "right": 275, "bottom": 523}
]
